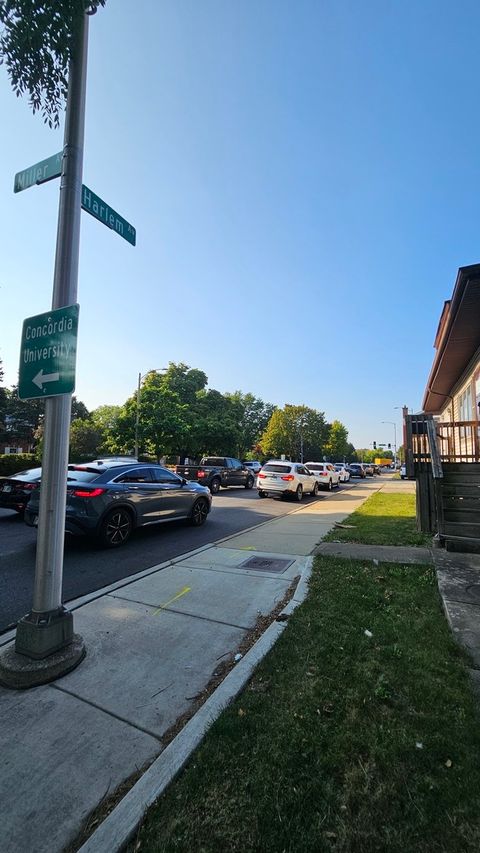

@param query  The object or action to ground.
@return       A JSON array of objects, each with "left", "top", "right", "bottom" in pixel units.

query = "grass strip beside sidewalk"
[
  {"left": 324, "top": 491, "right": 431, "bottom": 547},
  {"left": 135, "top": 556, "right": 480, "bottom": 853}
]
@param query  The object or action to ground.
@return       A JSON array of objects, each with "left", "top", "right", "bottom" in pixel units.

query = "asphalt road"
[{"left": 0, "top": 485, "right": 334, "bottom": 635}]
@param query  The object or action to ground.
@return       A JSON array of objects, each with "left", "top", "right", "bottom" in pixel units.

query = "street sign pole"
[{"left": 9, "top": 12, "right": 89, "bottom": 681}]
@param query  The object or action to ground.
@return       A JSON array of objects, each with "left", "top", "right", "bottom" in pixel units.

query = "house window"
[{"left": 458, "top": 387, "right": 472, "bottom": 421}]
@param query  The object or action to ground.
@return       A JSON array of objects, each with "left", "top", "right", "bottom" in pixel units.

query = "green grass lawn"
[
  {"left": 135, "top": 556, "right": 480, "bottom": 853},
  {"left": 323, "top": 491, "right": 431, "bottom": 547}
]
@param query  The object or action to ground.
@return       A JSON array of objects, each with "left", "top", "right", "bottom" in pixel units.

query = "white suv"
[
  {"left": 257, "top": 461, "right": 318, "bottom": 501},
  {"left": 305, "top": 462, "right": 340, "bottom": 491},
  {"left": 334, "top": 464, "right": 350, "bottom": 482}
]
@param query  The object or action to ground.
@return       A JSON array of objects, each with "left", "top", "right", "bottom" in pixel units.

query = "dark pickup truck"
[{"left": 175, "top": 457, "right": 255, "bottom": 494}]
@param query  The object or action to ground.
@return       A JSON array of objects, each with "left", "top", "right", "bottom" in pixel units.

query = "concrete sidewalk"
[{"left": 0, "top": 477, "right": 384, "bottom": 853}]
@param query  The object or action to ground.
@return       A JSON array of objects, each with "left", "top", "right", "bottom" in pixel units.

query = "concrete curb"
[{"left": 77, "top": 556, "right": 314, "bottom": 853}]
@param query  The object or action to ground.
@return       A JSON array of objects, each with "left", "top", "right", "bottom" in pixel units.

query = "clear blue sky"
[{"left": 1, "top": 0, "right": 479, "bottom": 450}]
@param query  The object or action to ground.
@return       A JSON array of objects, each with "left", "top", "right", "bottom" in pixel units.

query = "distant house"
[
  {"left": 0, "top": 415, "right": 35, "bottom": 455},
  {"left": 406, "top": 263, "right": 480, "bottom": 550}
]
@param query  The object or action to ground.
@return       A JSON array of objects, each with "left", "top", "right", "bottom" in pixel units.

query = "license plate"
[
  {"left": 267, "top": 474, "right": 277, "bottom": 479},
  {"left": 2, "top": 484, "right": 12, "bottom": 492}
]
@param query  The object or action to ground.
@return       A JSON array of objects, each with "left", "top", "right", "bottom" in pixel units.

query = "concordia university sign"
[{"left": 18, "top": 304, "right": 80, "bottom": 400}]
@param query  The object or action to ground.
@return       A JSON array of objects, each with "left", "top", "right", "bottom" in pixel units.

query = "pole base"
[
  {"left": 15, "top": 606, "right": 75, "bottom": 660},
  {"left": 0, "top": 634, "right": 85, "bottom": 690}
]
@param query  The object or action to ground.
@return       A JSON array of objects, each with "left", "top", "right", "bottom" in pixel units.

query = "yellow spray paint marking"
[
  {"left": 238, "top": 546, "right": 256, "bottom": 550},
  {"left": 151, "top": 585, "right": 191, "bottom": 616}
]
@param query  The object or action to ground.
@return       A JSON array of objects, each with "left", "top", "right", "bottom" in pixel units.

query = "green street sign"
[
  {"left": 14, "top": 152, "right": 62, "bottom": 194},
  {"left": 18, "top": 304, "right": 79, "bottom": 400},
  {"left": 81, "top": 184, "right": 136, "bottom": 246}
]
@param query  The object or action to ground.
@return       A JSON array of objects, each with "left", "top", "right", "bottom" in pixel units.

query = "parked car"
[
  {"left": 0, "top": 458, "right": 142, "bottom": 517},
  {"left": 348, "top": 463, "right": 366, "bottom": 478},
  {"left": 175, "top": 457, "right": 255, "bottom": 494},
  {"left": 0, "top": 466, "right": 43, "bottom": 515},
  {"left": 363, "top": 462, "right": 374, "bottom": 477},
  {"left": 372, "top": 464, "right": 382, "bottom": 476},
  {"left": 334, "top": 464, "right": 350, "bottom": 483},
  {"left": 400, "top": 463, "right": 407, "bottom": 479},
  {"left": 305, "top": 462, "right": 340, "bottom": 490},
  {"left": 257, "top": 461, "right": 318, "bottom": 500},
  {"left": 242, "top": 460, "right": 262, "bottom": 475},
  {"left": 25, "top": 462, "right": 212, "bottom": 548}
]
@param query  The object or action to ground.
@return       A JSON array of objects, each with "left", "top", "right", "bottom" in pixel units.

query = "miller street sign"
[
  {"left": 81, "top": 184, "right": 136, "bottom": 246},
  {"left": 18, "top": 304, "right": 80, "bottom": 400},
  {"left": 14, "top": 152, "right": 62, "bottom": 194}
]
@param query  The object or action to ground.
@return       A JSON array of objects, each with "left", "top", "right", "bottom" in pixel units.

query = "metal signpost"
[
  {"left": 18, "top": 305, "right": 79, "bottom": 400},
  {"left": 0, "top": 9, "right": 137, "bottom": 691}
]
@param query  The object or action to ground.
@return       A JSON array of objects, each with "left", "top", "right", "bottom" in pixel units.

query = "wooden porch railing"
[{"left": 406, "top": 415, "right": 480, "bottom": 472}]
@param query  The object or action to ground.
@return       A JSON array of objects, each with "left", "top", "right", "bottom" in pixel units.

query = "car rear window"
[
  {"left": 67, "top": 470, "right": 101, "bottom": 483},
  {"left": 8, "top": 468, "right": 42, "bottom": 480},
  {"left": 306, "top": 464, "right": 324, "bottom": 471},
  {"left": 201, "top": 458, "right": 225, "bottom": 467},
  {"left": 263, "top": 464, "right": 292, "bottom": 473}
]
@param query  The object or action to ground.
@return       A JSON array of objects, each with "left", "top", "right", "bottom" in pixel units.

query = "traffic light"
[
  {"left": 388, "top": 443, "right": 391, "bottom": 449},
  {"left": 373, "top": 441, "right": 377, "bottom": 450}
]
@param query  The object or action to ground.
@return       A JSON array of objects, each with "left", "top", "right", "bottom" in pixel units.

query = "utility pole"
[
  {"left": 0, "top": 11, "right": 90, "bottom": 688},
  {"left": 382, "top": 421, "right": 397, "bottom": 468},
  {"left": 134, "top": 371, "right": 141, "bottom": 459}
]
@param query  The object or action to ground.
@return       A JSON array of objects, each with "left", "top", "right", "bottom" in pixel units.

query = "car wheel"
[
  {"left": 310, "top": 481, "right": 318, "bottom": 497},
  {"left": 189, "top": 498, "right": 209, "bottom": 526},
  {"left": 295, "top": 485, "right": 303, "bottom": 501},
  {"left": 209, "top": 477, "right": 221, "bottom": 494},
  {"left": 335, "top": 479, "right": 340, "bottom": 488},
  {"left": 98, "top": 508, "right": 133, "bottom": 548},
  {"left": 258, "top": 490, "right": 267, "bottom": 498},
  {"left": 245, "top": 476, "right": 254, "bottom": 490},
  {"left": 328, "top": 479, "right": 333, "bottom": 491}
]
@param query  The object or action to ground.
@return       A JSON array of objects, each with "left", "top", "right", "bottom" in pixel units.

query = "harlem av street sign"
[
  {"left": 14, "top": 152, "right": 62, "bottom": 194},
  {"left": 81, "top": 184, "right": 136, "bottom": 246},
  {"left": 18, "top": 305, "right": 79, "bottom": 400}
]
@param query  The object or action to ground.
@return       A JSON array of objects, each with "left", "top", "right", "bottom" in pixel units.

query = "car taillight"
[
  {"left": 22, "top": 483, "right": 38, "bottom": 490},
  {"left": 258, "top": 473, "right": 266, "bottom": 479},
  {"left": 197, "top": 470, "right": 206, "bottom": 478},
  {"left": 280, "top": 475, "right": 295, "bottom": 481},
  {"left": 71, "top": 487, "right": 106, "bottom": 498},
  {"left": 319, "top": 471, "right": 327, "bottom": 476}
]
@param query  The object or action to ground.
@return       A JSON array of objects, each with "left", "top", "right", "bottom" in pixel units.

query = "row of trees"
[{"left": 0, "top": 359, "right": 357, "bottom": 463}]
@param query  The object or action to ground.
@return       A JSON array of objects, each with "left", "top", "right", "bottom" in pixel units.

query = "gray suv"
[{"left": 25, "top": 462, "right": 212, "bottom": 547}]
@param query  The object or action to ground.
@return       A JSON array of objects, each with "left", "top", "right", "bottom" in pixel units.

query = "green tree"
[
  {"left": 260, "top": 405, "right": 329, "bottom": 461},
  {"left": 69, "top": 418, "right": 102, "bottom": 460},
  {"left": 107, "top": 372, "right": 189, "bottom": 461},
  {"left": 324, "top": 420, "right": 350, "bottom": 461},
  {"left": 161, "top": 363, "right": 207, "bottom": 404},
  {"left": 187, "top": 390, "right": 241, "bottom": 458},
  {"left": 0, "top": 358, "right": 6, "bottom": 438},
  {"left": 71, "top": 396, "right": 89, "bottom": 421},
  {"left": 0, "top": 0, "right": 106, "bottom": 128},
  {"left": 89, "top": 404, "right": 122, "bottom": 453},
  {"left": 225, "top": 391, "right": 276, "bottom": 458}
]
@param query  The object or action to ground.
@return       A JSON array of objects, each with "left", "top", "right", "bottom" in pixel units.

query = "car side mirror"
[{"left": 181, "top": 477, "right": 187, "bottom": 485}]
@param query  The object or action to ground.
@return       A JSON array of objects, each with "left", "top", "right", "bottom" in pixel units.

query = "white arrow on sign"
[{"left": 33, "top": 369, "right": 60, "bottom": 390}]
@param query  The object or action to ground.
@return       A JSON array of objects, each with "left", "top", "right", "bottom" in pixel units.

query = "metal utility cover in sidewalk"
[{"left": 240, "top": 556, "right": 294, "bottom": 573}]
